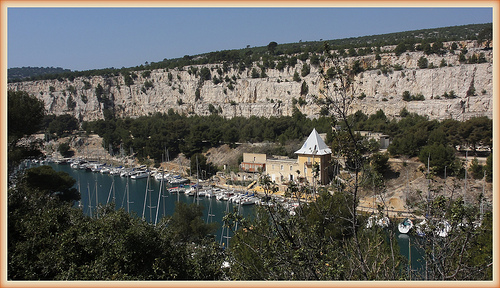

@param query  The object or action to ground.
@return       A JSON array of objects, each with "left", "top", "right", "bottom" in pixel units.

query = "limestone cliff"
[{"left": 8, "top": 40, "right": 493, "bottom": 122}]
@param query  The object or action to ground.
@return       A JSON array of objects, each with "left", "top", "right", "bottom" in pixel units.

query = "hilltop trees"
[
  {"left": 267, "top": 41, "right": 278, "bottom": 55},
  {"left": 8, "top": 23, "right": 491, "bottom": 84}
]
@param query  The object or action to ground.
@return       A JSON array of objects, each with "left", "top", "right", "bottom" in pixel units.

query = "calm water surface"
[
  {"left": 38, "top": 162, "right": 423, "bottom": 274},
  {"left": 46, "top": 162, "right": 254, "bottom": 245}
]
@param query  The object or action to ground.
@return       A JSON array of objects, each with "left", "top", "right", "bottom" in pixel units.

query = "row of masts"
[{"left": 79, "top": 152, "right": 219, "bottom": 227}]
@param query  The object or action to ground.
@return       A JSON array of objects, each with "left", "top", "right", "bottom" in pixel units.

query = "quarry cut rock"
[{"left": 8, "top": 40, "right": 492, "bottom": 122}]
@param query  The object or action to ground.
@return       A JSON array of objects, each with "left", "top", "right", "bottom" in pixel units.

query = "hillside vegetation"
[
  {"left": 8, "top": 66, "right": 71, "bottom": 81},
  {"left": 8, "top": 23, "right": 491, "bottom": 82}
]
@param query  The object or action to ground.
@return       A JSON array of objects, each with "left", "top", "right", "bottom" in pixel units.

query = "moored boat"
[{"left": 398, "top": 218, "right": 413, "bottom": 234}]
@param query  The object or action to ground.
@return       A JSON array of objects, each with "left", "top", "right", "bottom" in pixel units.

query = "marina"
[
  {"left": 22, "top": 158, "right": 426, "bottom": 274},
  {"left": 25, "top": 159, "right": 261, "bottom": 244}
]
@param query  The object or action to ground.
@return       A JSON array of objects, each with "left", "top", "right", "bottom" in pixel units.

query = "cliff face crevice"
[{"left": 8, "top": 40, "right": 492, "bottom": 121}]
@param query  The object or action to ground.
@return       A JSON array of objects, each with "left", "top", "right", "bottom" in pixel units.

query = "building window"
[
  {"left": 272, "top": 164, "right": 275, "bottom": 170},
  {"left": 290, "top": 165, "right": 293, "bottom": 171},
  {"left": 280, "top": 165, "right": 284, "bottom": 171}
]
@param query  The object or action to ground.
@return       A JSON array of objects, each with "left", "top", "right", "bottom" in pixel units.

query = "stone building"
[
  {"left": 241, "top": 128, "right": 332, "bottom": 191},
  {"left": 240, "top": 153, "right": 267, "bottom": 173},
  {"left": 357, "top": 131, "right": 391, "bottom": 149},
  {"left": 294, "top": 128, "right": 332, "bottom": 185}
]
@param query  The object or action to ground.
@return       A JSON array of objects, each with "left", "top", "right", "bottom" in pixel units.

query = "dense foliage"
[
  {"left": 43, "top": 114, "right": 80, "bottom": 138},
  {"left": 8, "top": 166, "right": 224, "bottom": 280},
  {"left": 8, "top": 90, "right": 46, "bottom": 173},
  {"left": 82, "top": 107, "right": 332, "bottom": 162},
  {"left": 347, "top": 109, "right": 491, "bottom": 177},
  {"left": 80, "top": 105, "right": 492, "bottom": 179}
]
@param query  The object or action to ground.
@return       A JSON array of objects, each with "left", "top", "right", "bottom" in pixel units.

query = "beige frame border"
[{"left": 0, "top": 1, "right": 498, "bottom": 287}]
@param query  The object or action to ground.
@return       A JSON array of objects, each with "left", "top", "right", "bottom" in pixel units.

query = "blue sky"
[{"left": 7, "top": 6, "right": 493, "bottom": 71}]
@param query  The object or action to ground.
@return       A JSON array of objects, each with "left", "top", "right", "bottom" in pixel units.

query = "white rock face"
[{"left": 8, "top": 41, "right": 492, "bottom": 122}]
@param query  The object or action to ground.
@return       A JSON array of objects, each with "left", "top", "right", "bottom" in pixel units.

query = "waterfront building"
[
  {"left": 240, "top": 153, "right": 267, "bottom": 173},
  {"left": 241, "top": 128, "right": 332, "bottom": 191},
  {"left": 265, "top": 156, "right": 300, "bottom": 184},
  {"left": 294, "top": 128, "right": 332, "bottom": 185}
]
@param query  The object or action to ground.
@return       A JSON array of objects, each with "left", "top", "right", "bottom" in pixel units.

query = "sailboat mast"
[
  {"left": 95, "top": 181, "right": 99, "bottom": 218},
  {"left": 142, "top": 175, "right": 149, "bottom": 221},
  {"left": 464, "top": 151, "right": 468, "bottom": 203},
  {"left": 87, "top": 182, "right": 92, "bottom": 218},
  {"left": 106, "top": 177, "right": 115, "bottom": 204},
  {"left": 126, "top": 179, "right": 131, "bottom": 213},
  {"left": 149, "top": 174, "right": 154, "bottom": 222},
  {"left": 194, "top": 156, "right": 199, "bottom": 204},
  {"left": 154, "top": 175, "right": 163, "bottom": 225}
]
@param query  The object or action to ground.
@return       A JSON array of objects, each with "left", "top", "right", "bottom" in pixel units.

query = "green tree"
[
  {"left": 168, "top": 202, "right": 217, "bottom": 243},
  {"left": 57, "top": 142, "right": 73, "bottom": 158},
  {"left": 402, "top": 90, "right": 412, "bottom": 101},
  {"left": 370, "top": 152, "right": 390, "bottom": 176},
  {"left": 301, "top": 63, "right": 310, "bottom": 77},
  {"left": 251, "top": 68, "right": 260, "bottom": 78},
  {"left": 8, "top": 90, "right": 46, "bottom": 173},
  {"left": 190, "top": 153, "right": 218, "bottom": 180},
  {"left": 293, "top": 71, "right": 301, "bottom": 82},
  {"left": 123, "top": 72, "right": 134, "bottom": 86},
  {"left": 468, "top": 157, "right": 484, "bottom": 179},
  {"left": 484, "top": 153, "right": 492, "bottom": 182},
  {"left": 459, "top": 116, "right": 492, "bottom": 153},
  {"left": 417, "top": 56, "right": 428, "bottom": 69},
  {"left": 199, "top": 67, "right": 211, "bottom": 81},
  {"left": 47, "top": 114, "right": 79, "bottom": 137},
  {"left": 22, "top": 165, "right": 80, "bottom": 203},
  {"left": 267, "top": 41, "right": 278, "bottom": 55},
  {"left": 300, "top": 81, "right": 308, "bottom": 96},
  {"left": 8, "top": 90, "right": 45, "bottom": 143},
  {"left": 418, "top": 143, "right": 457, "bottom": 175}
]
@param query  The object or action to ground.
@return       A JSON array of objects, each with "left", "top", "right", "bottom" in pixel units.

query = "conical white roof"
[{"left": 294, "top": 128, "right": 332, "bottom": 156}]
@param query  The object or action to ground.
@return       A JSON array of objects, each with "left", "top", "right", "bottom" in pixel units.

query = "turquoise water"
[
  {"left": 45, "top": 162, "right": 254, "bottom": 245},
  {"left": 32, "top": 162, "right": 424, "bottom": 275}
]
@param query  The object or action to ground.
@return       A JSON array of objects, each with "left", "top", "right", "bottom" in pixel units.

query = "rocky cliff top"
[{"left": 8, "top": 40, "right": 492, "bottom": 122}]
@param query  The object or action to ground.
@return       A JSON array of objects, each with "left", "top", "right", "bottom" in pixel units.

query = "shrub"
[
  {"left": 402, "top": 91, "right": 411, "bottom": 101},
  {"left": 293, "top": 71, "right": 301, "bottom": 82},
  {"left": 417, "top": 56, "right": 428, "bottom": 69},
  {"left": 301, "top": 64, "right": 310, "bottom": 77},
  {"left": 300, "top": 81, "right": 308, "bottom": 96}
]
